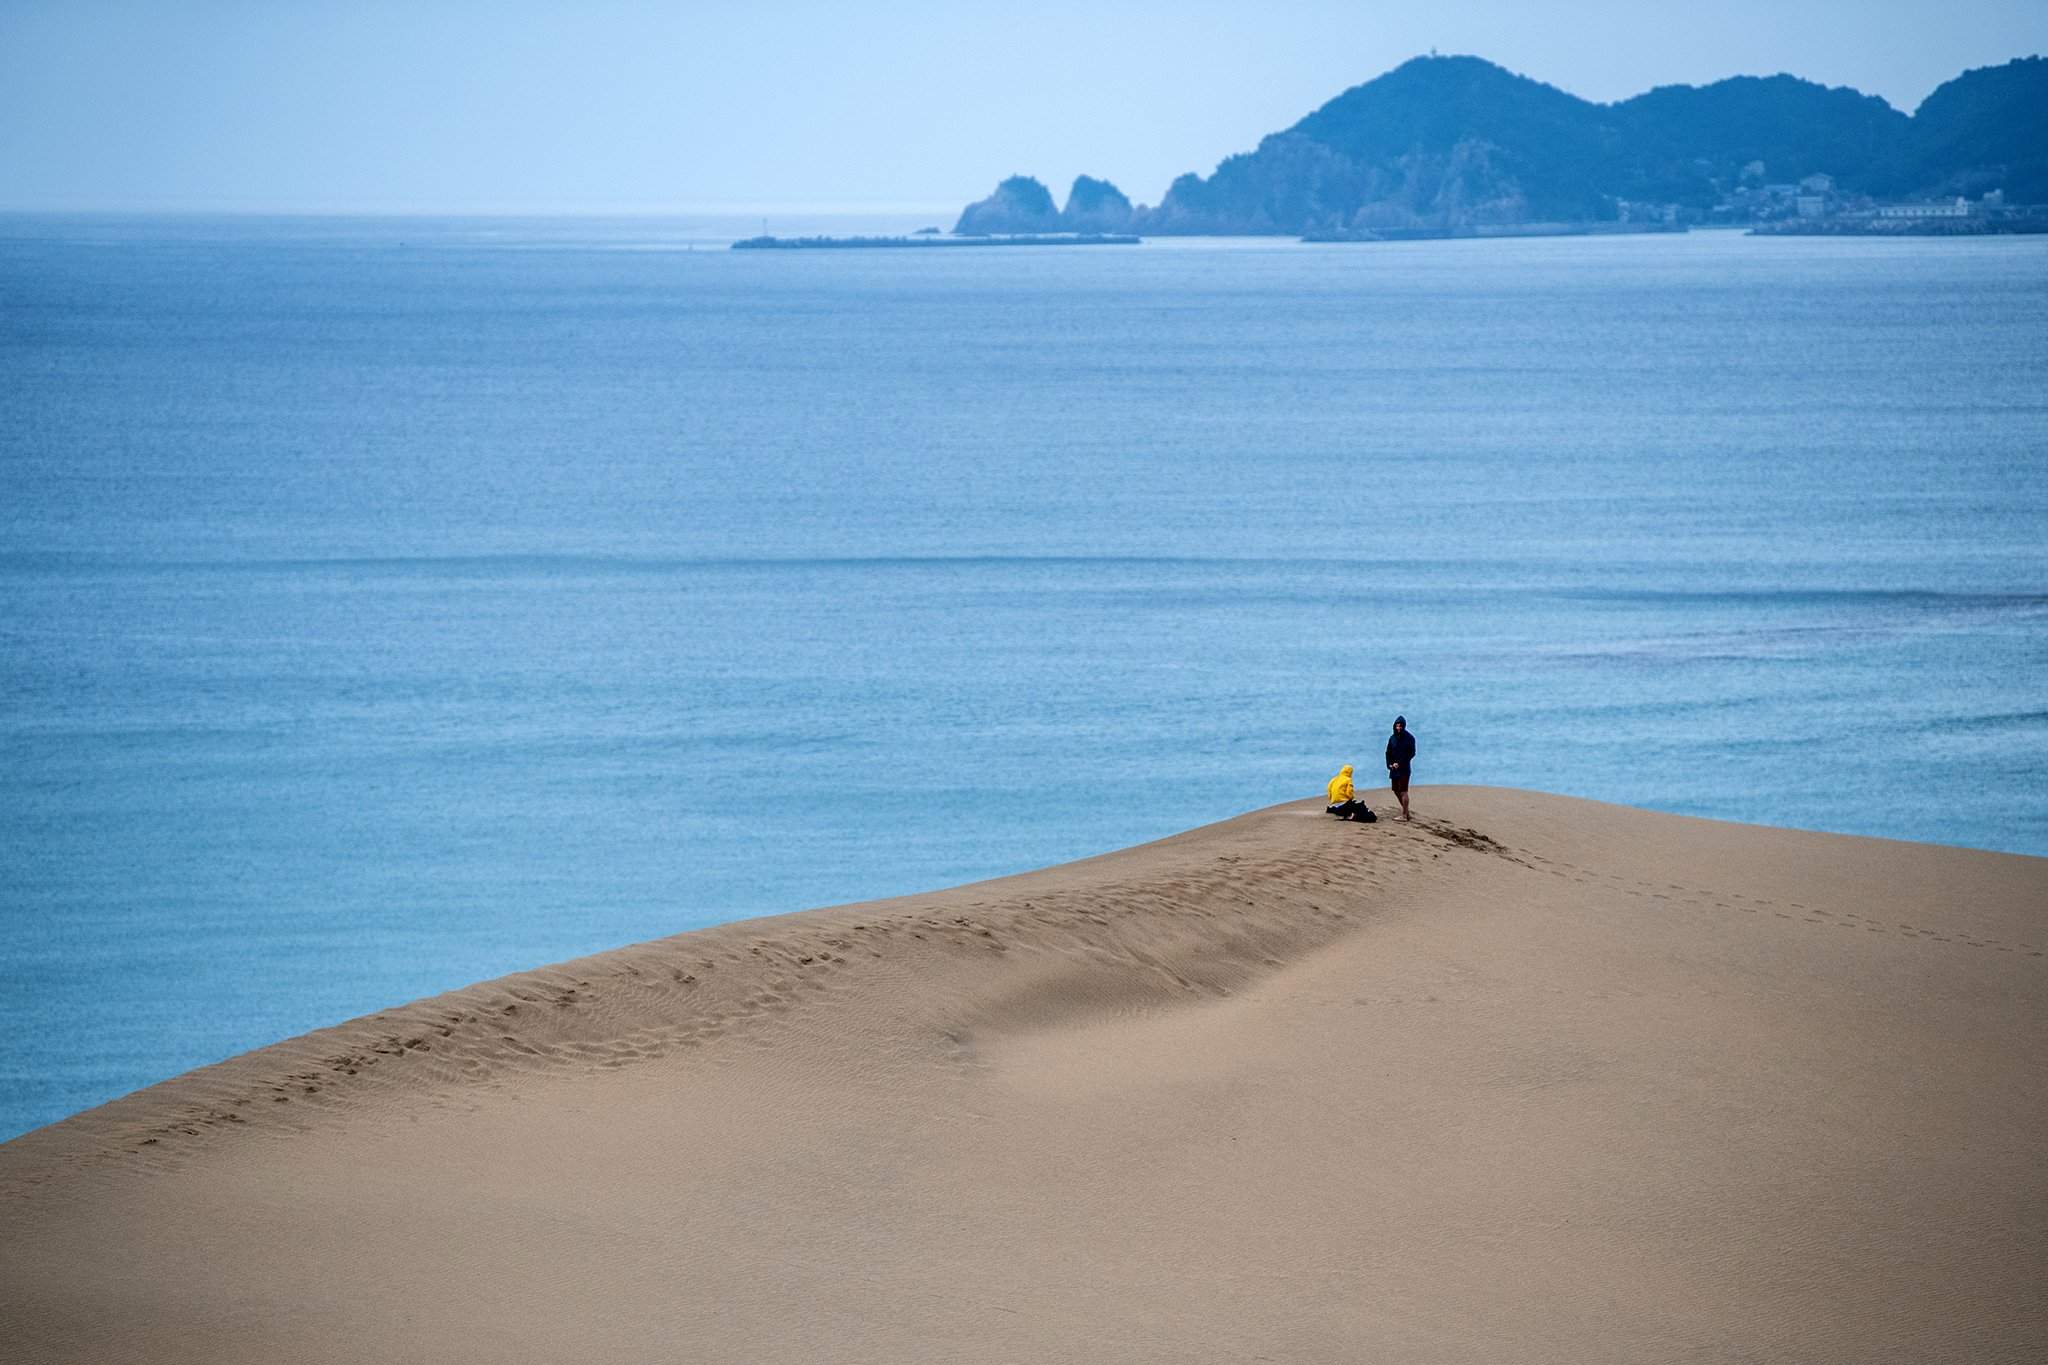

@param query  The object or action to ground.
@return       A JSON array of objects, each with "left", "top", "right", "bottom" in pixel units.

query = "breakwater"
[{"left": 733, "top": 233, "right": 1140, "bottom": 250}]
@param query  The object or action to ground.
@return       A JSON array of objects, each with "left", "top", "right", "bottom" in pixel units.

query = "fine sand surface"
[{"left": 3, "top": 787, "right": 2044, "bottom": 1363}]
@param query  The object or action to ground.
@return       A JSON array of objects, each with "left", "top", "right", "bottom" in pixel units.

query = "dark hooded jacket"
[{"left": 1386, "top": 726, "right": 1416, "bottom": 770}]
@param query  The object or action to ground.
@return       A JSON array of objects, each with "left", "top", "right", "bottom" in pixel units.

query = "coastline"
[{"left": 5, "top": 787, "right": 2044, "bottom": 1362}]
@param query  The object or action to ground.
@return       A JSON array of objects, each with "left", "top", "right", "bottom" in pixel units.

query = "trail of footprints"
[
  {"left": 1514, "top": 850, "right": 2043, "bottom": 959},
  {"left": 63, "top": 817, "right": 1477, "bottom": 1179}
]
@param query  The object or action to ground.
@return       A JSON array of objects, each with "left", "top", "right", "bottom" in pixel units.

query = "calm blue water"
[{"left": 3, "top": 214, "right": 2045, "bottom": 1139}]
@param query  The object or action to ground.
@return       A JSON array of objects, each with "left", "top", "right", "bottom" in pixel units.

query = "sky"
[{"left": 1, "top": 0, "right": 2043, "bottom": 214}]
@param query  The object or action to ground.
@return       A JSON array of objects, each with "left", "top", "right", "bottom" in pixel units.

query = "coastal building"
[
  {"left": 1712, "top": 173, "right": 1841, "bottom": 225},
  {"left": 1876, "top": 198, "right": 1971, "bottom": 219},
  {"left": 1616, "top": 199, "right": 1681, "bottom": 225}
]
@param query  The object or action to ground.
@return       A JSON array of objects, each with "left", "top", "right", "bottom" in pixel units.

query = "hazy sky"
[{"left": 2, "top": 1, "right": 2042, "bottom": 213}]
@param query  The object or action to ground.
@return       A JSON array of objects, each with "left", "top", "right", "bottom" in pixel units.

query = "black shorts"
[{"left": 1389, "top": 765, "right": 1410, "bottom": 794}]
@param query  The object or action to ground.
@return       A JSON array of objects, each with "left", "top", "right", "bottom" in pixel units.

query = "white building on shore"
[{"left": 1876, "top": 198, "right": 1972, "bottom": 220}]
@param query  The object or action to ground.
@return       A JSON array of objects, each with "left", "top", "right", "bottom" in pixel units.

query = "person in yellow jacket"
[{"left": 1326, "top": 764, "right": 1375, "bottom": 821}]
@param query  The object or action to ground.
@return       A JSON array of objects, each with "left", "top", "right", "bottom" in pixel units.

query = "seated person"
[{"left": 1326, "top": 764, "right": 1374, "bottom": 821}]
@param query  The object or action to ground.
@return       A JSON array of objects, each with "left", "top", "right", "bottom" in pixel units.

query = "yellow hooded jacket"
[{"left": 1327, "top": 766, "right": 1354, "bottom": 803}]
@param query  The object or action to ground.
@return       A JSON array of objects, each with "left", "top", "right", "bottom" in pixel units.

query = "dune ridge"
[
  {"left": 1, "top": 796, "right": 1466, "bottom": 1196},
  {"left": 4, "top": 787, "right": 2044, "bottom": 1363}
]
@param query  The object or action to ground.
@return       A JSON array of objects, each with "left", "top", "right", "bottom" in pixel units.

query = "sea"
[{"left": 2, "top": 213, "right": 2044, "bottom": 1140}]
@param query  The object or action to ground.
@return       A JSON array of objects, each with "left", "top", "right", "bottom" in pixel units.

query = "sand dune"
[{"left": 4, "top": 787, "right": 2044, "bottom": 1363}]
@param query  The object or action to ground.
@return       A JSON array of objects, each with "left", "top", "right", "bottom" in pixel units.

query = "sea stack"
[
  {"left": 1058, "top": 175, "right": 1135, "bottom": 231},
  {"left": 953, "top": 175, "right": 1062, "bottom": 234}
]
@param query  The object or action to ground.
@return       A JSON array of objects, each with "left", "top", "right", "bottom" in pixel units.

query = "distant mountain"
[
  {"left": 957, "top": 54, "right": 2046, "bottom": 234},
  {"left": 1898, "top": 57, "right": 2048, "bottom": 201},
  {"left": 1610, "top": 74, "right": 1907, "bottom": 205}
]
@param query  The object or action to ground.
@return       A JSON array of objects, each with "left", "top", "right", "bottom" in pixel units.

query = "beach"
[{"left": 3, "top": 786, "right": 2043, "bottom": 1362}]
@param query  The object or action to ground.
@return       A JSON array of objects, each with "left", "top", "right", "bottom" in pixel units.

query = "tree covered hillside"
[
  {"left": 1901, "top": 56, "right": 2048, "bottom": 201},
  {"left": 1610, "top": 75, "right": 1907, "bottom": 204},
  {"left": 953, "top": 54, "right": 2047, "bottom": 235}
]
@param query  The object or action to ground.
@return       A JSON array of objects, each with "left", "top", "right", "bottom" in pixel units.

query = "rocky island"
[
  {"left": 735, "top": 176, "right": 1146, "bottom": 249},
  {"left": 952, "top": 174, "right": 1137, "bottom": 235}
]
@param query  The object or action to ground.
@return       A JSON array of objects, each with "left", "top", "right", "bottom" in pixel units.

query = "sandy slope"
[{"left": 3, "top": 787, "right": 2044, "bottom": 1363}]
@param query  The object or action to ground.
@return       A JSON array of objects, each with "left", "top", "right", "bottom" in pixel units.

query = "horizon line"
[{"left": 0, "top": 200, "right": 967, "bottom": 220}]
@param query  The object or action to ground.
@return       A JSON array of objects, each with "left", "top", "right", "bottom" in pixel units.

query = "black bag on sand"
[{"left": 1354, "top": 806, "right": 1378, "bottom": 823}]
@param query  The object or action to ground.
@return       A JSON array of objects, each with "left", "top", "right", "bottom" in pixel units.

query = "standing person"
[{"left": 1386, "top": 716, "right": 1416, "bottom": 820}]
